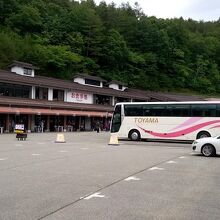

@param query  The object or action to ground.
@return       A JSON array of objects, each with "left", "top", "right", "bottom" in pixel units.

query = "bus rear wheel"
[
  {"left": 129, "top": 129, "right": 141, "bottom": 141},
  {"left": 196, "top": 131, "right": 211, "bottom": 139}
]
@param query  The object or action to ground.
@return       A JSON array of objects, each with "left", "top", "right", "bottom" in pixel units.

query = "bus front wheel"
[
  {"left": 196, "top": 131, "right": 211, "bottom": 139},
  {"left": 129, "top": 129, "right": 141, "bottom": 141}
]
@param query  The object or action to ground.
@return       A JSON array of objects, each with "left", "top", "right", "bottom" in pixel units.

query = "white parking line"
[
  {"left": 148, "top": 166, "right": 165, "bottom": 171},
  {"left": 166, "top": 161, "right": 177, "bottom": 164},
  {"left": 124, "top": 176, "right": 140, "bottom": 181},
  {"left": 32, "top": 154, "right": 40, "bottom": 156},
  {"left": 37, "top": 143, "right": 46, "bottom": 145},
  {"left": 0, "top": 158, "right": 8, "bottom": 161},
  {"left": 179, "top": 156, "right": 187, "bottom": 159},
  {"left": 80, "top": 148, "right": 89, "bottom": 150},
  {"left": 84, "top": 192, "right": 106, "bottom": 200},
  {"left": 15, "top": 144, "right": 23, "bottom": 147},
  {"left": 59, "top": 150, "right": 68, "bottom": 153}
]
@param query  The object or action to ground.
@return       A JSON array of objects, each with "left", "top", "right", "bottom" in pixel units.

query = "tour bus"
[{"left": 110, "top": 101, "right": 220, "bottom": 141}]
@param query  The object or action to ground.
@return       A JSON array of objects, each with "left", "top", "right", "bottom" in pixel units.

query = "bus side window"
[
  {"left": 191, "top": 104, "right": 216, "bottom": 117},
  {"left": 177, "top": 105, "right": 190, "bottom": 117},
  {"left": 151, "top": 105, "right": 166, "bottom": 116},
  {"left": 192, "top": 105, "right": 204, "bottom": 117},
  {"left": 143, "top": 105, "right": 153, "bottom": 116},
  {"left": 217, "top": 104, "right": 220, "bottom": 117},
  {"left": 204, "top": 105, "right": 216, "bottom": 117},
  {"left": 166, "top": 105, "right": 190, "bottom": 117},
  {"left": 124, "top": 105, "right": 143, "bottom": 116}
]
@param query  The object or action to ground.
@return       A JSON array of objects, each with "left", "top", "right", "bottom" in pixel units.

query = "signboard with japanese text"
[
  {"left": 15, "top": 124, "right": 24, "bottom": 130},
  {"left": 66, "top": 91, "right": 93, "bottom": 104}
]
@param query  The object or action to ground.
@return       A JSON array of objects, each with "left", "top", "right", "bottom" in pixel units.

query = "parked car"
[{"left": 192, "top": 136, "right": 220, "bottom": 157}]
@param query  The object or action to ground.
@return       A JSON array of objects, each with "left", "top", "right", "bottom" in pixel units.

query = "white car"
[{"left": 192, "top": 136, "right": 220, "bottom": 157}]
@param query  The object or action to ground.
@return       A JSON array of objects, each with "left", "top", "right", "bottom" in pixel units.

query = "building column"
[
  {"left": 112, "top": 96, "right": 115, "bottom": 106},
  {"left": 31, "top": 86, "right": 36, "bottom": 99},
  {"left": 64, "top": 91, "right": 68, "bottom": 102},
  {"left": 48, "top": 88, "right": 53, "bottom": 101},
  {"left": 28, "top": 115, "right": 31, "bottom": 133}
]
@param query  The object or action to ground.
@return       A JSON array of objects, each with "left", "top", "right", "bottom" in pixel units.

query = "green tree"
[
  {"left": 7, "top": 5, "right": 43, "bottom": 33},
  {"left": 101, "top": 29, "right": 129, "bottom": 70},
  {"left": 0, "top": 0, "right": 18, "bottom": 24}
]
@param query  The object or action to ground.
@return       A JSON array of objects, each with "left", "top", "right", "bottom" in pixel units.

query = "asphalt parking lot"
[{"left": 0, "top": 132, "right": 220, "bottom": 220}]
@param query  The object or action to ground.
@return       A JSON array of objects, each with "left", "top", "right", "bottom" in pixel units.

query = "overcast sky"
[{"left": 94, "top": 0, "right": 220, "bottom": 21}]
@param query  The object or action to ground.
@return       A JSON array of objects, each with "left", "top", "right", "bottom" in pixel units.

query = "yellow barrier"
[
  {"left": 55, "top": 133, "right": 66, "bottom": 143},
  {"left": 108, "top": 134, "right": 119, "bottom": 146}
]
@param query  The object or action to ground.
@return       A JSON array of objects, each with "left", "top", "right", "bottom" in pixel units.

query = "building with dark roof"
[{"left": 0, "top": 61, "right": 205, "bottom": 133}]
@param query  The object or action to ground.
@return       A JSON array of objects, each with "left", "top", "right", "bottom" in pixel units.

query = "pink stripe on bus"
[
  {"left": 170, "top": 117, "right": 202, "bottom": 131},
  {"left": 138, "top": 120, "right": 220, "bottom": 138}
]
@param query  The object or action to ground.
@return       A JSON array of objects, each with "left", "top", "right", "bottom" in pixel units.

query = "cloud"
[
  {"left": 180, "top": 0, "right": 220, "bottom": 21},
  {"left": 94, "top": 0, "right": 220, "bottom": 21}
]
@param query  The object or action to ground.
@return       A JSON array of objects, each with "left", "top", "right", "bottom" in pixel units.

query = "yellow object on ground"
[
  {"left": 108, "top": 134, "right": 119, "bottom": 146},
  {"left": 15, "top": 130, "right": 24, "bottom": 134},
  {"left": 55, "top": 133, "right": 66, "bottom": 143}
]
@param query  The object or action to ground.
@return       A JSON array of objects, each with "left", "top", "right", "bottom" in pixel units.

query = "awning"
[{"left": 0, "top": 107, "right": 112, "bottom": 117}]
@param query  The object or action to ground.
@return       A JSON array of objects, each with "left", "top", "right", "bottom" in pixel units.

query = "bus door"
[{"left": 111, "top": 104, "right": 122, "bottom": 133}]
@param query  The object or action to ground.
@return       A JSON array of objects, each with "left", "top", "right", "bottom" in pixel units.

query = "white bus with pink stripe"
[{"left": 110, "top": 102, "right": 220, "bottom": 141}]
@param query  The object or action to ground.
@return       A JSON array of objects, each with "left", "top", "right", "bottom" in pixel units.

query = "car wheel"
[
  {"left": 196, "top": 131, "right": 211, "bottom": 139},
  {"left": 201, "top": 144, "right": 215, "bottom": 157},
  {"left": 128, "top": 129, "right": 141, "bottom": 141}
]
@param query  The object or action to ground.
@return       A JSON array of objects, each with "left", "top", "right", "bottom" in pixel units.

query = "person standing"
[
  {"left": 41, "top": 120, "right": 44, "bottom": 133},
  {"left": 96, "top": 121, "right": 100, "bottom": 133}
]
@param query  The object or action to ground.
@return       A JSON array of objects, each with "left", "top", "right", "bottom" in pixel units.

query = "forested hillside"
[{"left": 0, "top": 0, "right": 220, "bottom": 94}]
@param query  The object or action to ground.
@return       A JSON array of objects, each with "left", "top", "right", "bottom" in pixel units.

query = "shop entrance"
[{"left": 49, "top": 115, "right": 64, "bottom": 132}]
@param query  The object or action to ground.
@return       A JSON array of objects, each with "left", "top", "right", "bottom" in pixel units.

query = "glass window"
[
  {"left": 191, "top": 104, "right": 216, "bottom": 117},
  {"left": 166, "top": 105, "right": 190, "bottom": 117},
  {"left": 85, "top": 79, "right": 100, "bottom": 86},
  {"left": 0, "top": 82, "right": 31, "bottom": 98},
  {"left": 143, "top": 105, "right": 166, "bottom": 116},
  {"left": 118, "top": 85, "right": 122, "bottom": 90},
  {"left": 191, "top": 105, "right": 203, "bottom": 116},
  {"left": 94, "top": 95, "right": 111, "bottom": 105},
  {"left": 23, "top": 87, "right": 30, "bottom": 98},
  {"left": 124, "top": 105, "right": 143, "bottom": 116},
  {"left": 23, "top": 68, "right": 32, "bottom": 75},
  {"left": 0, "top": 86, "right": 4, "bottom": 96},
  {"left": 35, "top": 87, "right": 48, "bottom": 100},
  {"left": 216, "top": 104, "right": 220, "bottom": 117},
  {"left": 115, "top": 97, "right": 130, "bottom": 104},
  {"left": 143, "top": 105, "right": 153, "bottom": 116},
  {"left": 15, "top": 87, "right": 22, "bottom": 97},
  {"left": 53, "top": 89, "right": 64, "bottom": 101},
  {"left": 204, "top": 105, "right": 216, "bottom": 116}
]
